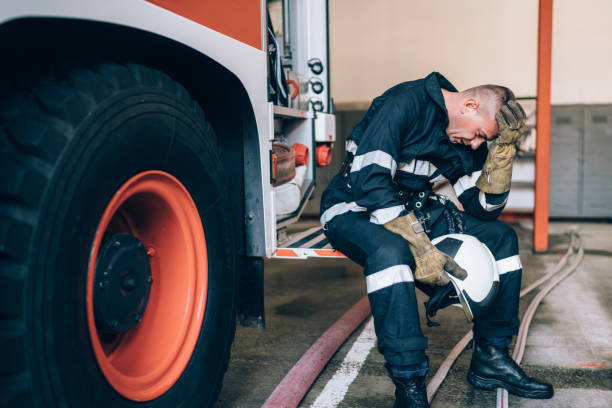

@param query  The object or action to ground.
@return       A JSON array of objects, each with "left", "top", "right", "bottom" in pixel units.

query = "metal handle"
[
  {"left": 307, "top": 57, "right": 324, "bottom": 75},
  {"left": 309, "top": 77, "right": 324, "bottom": 94},
  {"left": 310, "top": 97, "right": 324, "bottom": 112}
]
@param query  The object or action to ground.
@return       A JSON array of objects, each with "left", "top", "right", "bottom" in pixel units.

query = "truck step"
[{"left": 273, "top": 226, "right": 345, "bottom": 259}]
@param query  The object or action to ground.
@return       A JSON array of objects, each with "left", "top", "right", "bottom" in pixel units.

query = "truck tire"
[{"left": 0, "top": 63, "right": 237, "bottom": 407}]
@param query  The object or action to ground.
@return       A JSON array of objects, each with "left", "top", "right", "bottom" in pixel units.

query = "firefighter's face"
[{"left": 446, "top": 98, "right": 498, "bottom": 150}]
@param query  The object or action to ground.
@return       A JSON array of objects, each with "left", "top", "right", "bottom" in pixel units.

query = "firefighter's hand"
[
  {"left": 495, "top": 100, "right": 526, "bottom": 146},
  {"left": 475, "top": 101, "right": 525, "bottom": 194},
  {"left": 414, "top": 248, "right": 468, "bottom": 286},
  {"left": 384, "top": 213, "right": 467, "bottom": 286}
]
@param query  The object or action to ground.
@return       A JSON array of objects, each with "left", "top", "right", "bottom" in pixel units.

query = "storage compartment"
[{"left": 272, "top": 143, "right": 296, "bottom": 186}]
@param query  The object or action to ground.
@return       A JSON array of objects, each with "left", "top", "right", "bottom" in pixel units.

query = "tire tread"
[
  {"left": 0, "top": 372, "right": 35, "bottom": 408},
  {"left": 0, "top": 318, "right": 26, "bottom": 376}
]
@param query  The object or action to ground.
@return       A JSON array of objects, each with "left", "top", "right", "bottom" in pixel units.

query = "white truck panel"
[{"left": 0, "top": 0, "right": 278, "bottom": 256}]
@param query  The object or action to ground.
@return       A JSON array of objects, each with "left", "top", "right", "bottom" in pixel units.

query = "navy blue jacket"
[{"left": 320, "top": 72, "right": 509, "bottom": 228}]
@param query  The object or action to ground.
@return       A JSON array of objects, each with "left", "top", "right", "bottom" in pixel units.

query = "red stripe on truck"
[
  {"left": 314, "top": 249, "right": 346, "bottom": 258},
  {"left": 147, "top": 0, "right": 262, "bottom": 49},
  {"left": 275, "top": 249, "right": 298, "bottom": 257}
]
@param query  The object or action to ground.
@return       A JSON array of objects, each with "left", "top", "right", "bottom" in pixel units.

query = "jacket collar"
[
  {"left": 424, "top": 72, "right": 474, "bottom": 173},
  {"left": 424, "top": 72, "right": 457, "bottom": 114}
]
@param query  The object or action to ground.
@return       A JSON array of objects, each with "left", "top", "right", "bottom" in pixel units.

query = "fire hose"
[{"left": 264, "top": 230, "right": 583, "bottom": 407}]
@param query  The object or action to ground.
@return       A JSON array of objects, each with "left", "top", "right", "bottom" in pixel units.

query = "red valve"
[
  {"left": 293, "top": 143, "right": 309, "bottom": 166},
  {"left": 286, "top": 79, "right": 299, "bottom": 99},
  {"left": 315, "top": 144, "right": 332, "bottom": 167}
]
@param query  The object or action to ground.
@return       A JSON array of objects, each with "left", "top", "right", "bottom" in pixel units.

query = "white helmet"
[{"left": 431, "top": 233, "right": 500, "bottom": 322}]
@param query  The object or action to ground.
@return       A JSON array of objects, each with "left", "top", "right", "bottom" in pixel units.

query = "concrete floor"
[{"left": 215, "top": 221, "right": 612, "bottom": 407}]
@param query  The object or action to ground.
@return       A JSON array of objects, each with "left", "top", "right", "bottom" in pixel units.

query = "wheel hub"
[
  {"left": 86, "top": 171, "right": 208, "bottom": 401},
  {"left": 93, "top": 233, "right": 153, "bottom": 332}
]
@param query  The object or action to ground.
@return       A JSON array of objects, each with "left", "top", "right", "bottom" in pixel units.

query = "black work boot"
[
  {"left": 385, "top": 364, "right": 429, "bottom": 408},
  {"left": 467, "top": 339, "right": 553, "bottom": 399}
]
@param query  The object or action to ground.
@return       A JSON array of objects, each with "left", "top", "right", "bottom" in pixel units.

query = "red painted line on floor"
[{"left": 262, "top": 296, "right": 372, "bottom": 408}]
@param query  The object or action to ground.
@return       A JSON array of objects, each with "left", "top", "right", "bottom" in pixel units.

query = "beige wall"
[
  {"left": 552, "top": 0, "right": 612, "bottom": 104},
  {"left": 329, "top": 0, "right": 612, "bottom": 105}
]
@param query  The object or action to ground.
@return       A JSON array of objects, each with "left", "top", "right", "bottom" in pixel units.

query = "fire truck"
[{"left": 0, "top": 1, "right": 339, "bottom": 406}]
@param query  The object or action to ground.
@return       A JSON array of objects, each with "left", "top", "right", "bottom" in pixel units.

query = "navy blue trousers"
[{"left": 324, "top": 211, "right": 522, "bottom": 366}]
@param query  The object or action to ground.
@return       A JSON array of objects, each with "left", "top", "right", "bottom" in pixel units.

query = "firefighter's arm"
[
  {"left": 475, "top": 101, "right": 526, "bottom": 194},
  {"left": 348, "top": 96, "right": 413, "bottom": 225},
  {"left": 453, "top": 101, "right": 525, "bottom": 220},
  {"left": 455, "top": 187, "right": 510, "bottom": 221},
  {"left": 452, "top": 145, "right": 510, "bottom": 220},
  {"left": 453, "top": 154, "right": 511, "bottom": 221}
]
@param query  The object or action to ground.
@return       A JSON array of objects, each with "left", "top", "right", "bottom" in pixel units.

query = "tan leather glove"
[
  {"left": 384, "top": 212, "right": 467, "bottom": 286},
  {"left": 476, "top": 100, "right": 526, "bottom": 194}
]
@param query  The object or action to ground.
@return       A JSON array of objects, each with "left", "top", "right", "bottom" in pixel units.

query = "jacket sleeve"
[
  {"left": 452, "top": 145, "right": 509, "bottom": 220},
  {"left": 348, "top": 96, "right": 416, "bottom": 224}
]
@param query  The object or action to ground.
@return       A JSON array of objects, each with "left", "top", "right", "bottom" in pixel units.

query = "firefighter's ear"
[{"left": 461, "top": 98, "right": 479, "bottom": 115}]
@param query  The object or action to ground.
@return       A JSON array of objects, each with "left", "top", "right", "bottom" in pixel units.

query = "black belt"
[
  {"left": 402, "top": 190, "right": 433, "bottom": 233},
  {"left": 403, "top": 190, "right": 431, "bottom": 212},
  {"left": 402, "top": 191, "right": 464, "bottom": 234}
]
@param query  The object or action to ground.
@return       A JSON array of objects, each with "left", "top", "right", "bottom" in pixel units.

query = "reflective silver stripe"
[
  {"left": 398, "top": 160, "right": 417, "bottom": 174},
  {"left": 430, "top": 174, "right": 448, "bottom": 183},
  {"left": 320, "top": 201, "right": 367, "bottom": 226},
  {"left": 479, "top": 190, "right": 508, "bottom": 211},
  {"left": 398, "top": 159, "right": 438, "bottom": 177},
  {"left": 496, "top": 255, "right": 522, "bottom": 274},
  {"left": 453, "top": 170, "right": 482, "bottom": 197},
  {"left": 346, "top": 139, "right": 358, "bottom": 155},
  {"left": 369, "top": 205, "right": 405, "bottom": 225},
  {"left": 414, "top": 160, "right": 438, "bottom": 176},
  {"left": 366, "top": 265, "right": 414, "bottom": 293},
  {"left": 414, "top": 160, "right": 430, "bottom": 176},
  {"left": 351, "top": 150, "right": 397, "bottom": 176}
]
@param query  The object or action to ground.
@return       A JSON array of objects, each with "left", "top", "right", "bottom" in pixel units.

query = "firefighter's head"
[{"left": 443, "top": 85, "right": 515, "bottom": 150}]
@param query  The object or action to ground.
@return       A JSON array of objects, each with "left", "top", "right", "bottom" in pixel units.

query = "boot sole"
[{"left": 467, "top": 372, "right": 554, "bottom": 399}]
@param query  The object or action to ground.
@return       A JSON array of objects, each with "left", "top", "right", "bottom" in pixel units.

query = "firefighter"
[{"left": 320, "top": 72, "right": 553, "bottom": 407}]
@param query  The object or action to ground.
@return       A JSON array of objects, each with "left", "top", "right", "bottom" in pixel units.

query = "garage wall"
[
  {"left": 551, "top": 1, "right": 612, "bottom": 104},
  {"left": 329, "top": 0, "right": 612, "bottom": 105}
]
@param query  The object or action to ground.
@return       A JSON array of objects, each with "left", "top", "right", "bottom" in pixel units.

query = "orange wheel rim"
[{"left": 86, "top": 171, "right": 207, "bottom": 401}]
